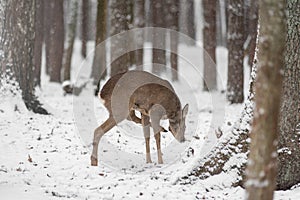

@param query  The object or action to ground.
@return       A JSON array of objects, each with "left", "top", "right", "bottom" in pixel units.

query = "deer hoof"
[
  {"left": 91, "top": 156, "right": 98, "bottom": 166},
  {"left": 158, "top": 159, "right": 163, "bottom": 164}
]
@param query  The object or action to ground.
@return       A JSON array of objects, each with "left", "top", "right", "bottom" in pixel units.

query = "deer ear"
[{"left": 182, "top": 104, "right": 189, "bottom": 118}]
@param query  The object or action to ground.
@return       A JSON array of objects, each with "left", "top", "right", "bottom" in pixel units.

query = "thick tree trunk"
[
  {"left": 49, "top": 0, "right": 64, "bottom": 83},
  {"left": 63, "top": 0, "right": 78, "bottom": 82},
  {"left": 81, "top": 0, "right": 89, "bottom": 58},
  {"left": 134, "top": 0, "right": 145, "bottom": 69},
  {"left": 91, "top": 0, "right": 107, "bottom": 84},
  {"left": 202, "top": 0, "right": 217, "bottom": 91},
  {"left": 245, "top": 0, "right": 286, "bottom": 199},
  {"left": 0, "top": 0, "right": 48, "bottom": 114},
  {"left": 110, "top": 0, "right": 129, "bottom": 76},
  {"left": 151, "top": 0, "right": 166, "bottom": 75},
  {"left": 277, "top": 0, "right": 300, "bottom": 190},
  {"left": 33, "top": 0, "right": 44, "bottom": 87},
  {"left": 226, "top": 0, "right": 244, "bottom": 103}
]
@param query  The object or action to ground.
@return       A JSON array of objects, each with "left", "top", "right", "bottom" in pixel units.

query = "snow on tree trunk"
[
  {"left": 226, "top": 0, "right": 244, "bottom": 103},
  {"left": 0, "top": 0, "right": 48, "bottom": 114},
  {"left": 91, "top": 0, "right": 107, "bottom": 84},
  {"left": 63, "top": 0, "right": 78, "bottom": 83},
  {"left": 33, "top": 0, "right": 44, "bottom": 87},
  {"left": 49, "top": 0, "right": 64, "bottom": 83},
  {"left": 202, "top": 0, "right": 217, "bottom": 91},
  {"left": 81, "top": 0, "right": 89, "bottom": 58},
  {"left": 110, "top": 0, "right": 129, "bottom": 76},
  {"left": 277, "top": 0, "right": 300, "bottom": 190},
  {"left": 245, "top": 0, "right": 286, "bottom": 198},
  {"left": 151, "top": 0, "right": 166, "bottom": 75},
  {"left": 133, "top": 0, "right": 145, "bottom": 69}
]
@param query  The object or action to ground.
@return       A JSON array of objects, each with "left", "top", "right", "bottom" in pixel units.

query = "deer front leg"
[
  {"left": 149, "top": 107, "right": 164, "bottom": 164},
  {"left": 154, "top": 132, "right": 163, "bottom": 164},
  {"left": 91, "top": 116, "right": 116, "bottom": 166},
  {"left": 142, "top": 114, "right": 152, "bottom": 163}
]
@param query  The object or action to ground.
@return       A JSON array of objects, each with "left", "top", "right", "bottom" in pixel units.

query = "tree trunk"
[
  {"left": 63, "top": 0, "right": 78, "bottom": 82},
  {"left": 0, "top": 0, "right": 48, "bottom": 114},
  {"left": 245, "top": 0, "right": 286, "bottom": 198},
  {"left": 110, "top": 0, "right": 129, "bottom": 76},
  {"left": 166, "top": 0, "right": 180, "bottom": 81},
  {"left": 81, "top": 0, "right": 89, "bottom": 58},
  {"left": 33, "top": 0, "right": 44, "bottom": 87},
  {"left": 277, "top": 0, "right": 300, "bottom": 190},
  {"left": 127, "top": 0, "right": 135, "bottom": 68},
  {"left": 226, "top": 0, "right": 244, "bottom": 103},
  {"left": 202, "top": 0, "right": 217, "bottom": 91},
  {"left": 151, "top": 0, "right": 166, "bottom": 75},
  {"left": 91, "top": 0, "right": 107, "bottom": 84},
  {"left": 247, "top": 0, "right": 258, "bottom": 68},
  {"left": 134, "top": 0, "right": 145, "bottom": 70},
  {"left": 49, "top": 0, "right": 64, "bottom": 83},
  {"left": 180, "top": 0, "right": 196, "bottom": 45},
  {"left": 44, "top": 0, "right": 51, "bottom": 75}
]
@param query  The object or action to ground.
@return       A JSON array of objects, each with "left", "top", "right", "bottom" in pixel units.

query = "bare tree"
[
  {"left": 166, "top": 0, "right": 180, "bottom": 81},
  {"left": 91, "top": 0, "right": 107, "bottom": 84},
  {"left": 202, "top": 0, "right": 217, "bottom": 91},
  {"left": 81, "top": 0, "right": 89, "bottom": 58},
  {"left": 133, "top": 0, "right": 145, "bottom": 69},
  {"left": 180, "top": 0, "right": 196, "bottom": 45},
  {"left": 63, "top": 0, "right": 78, "bottom": 84},
  {"left": 152, "top": 0, "right": 166, "bottom": 75},
  {"left": 110, "top": 0, "right": 129, "bottom": 76},
  {"left": 226, "top": 0, "right": 244, "bottom": 103},
  {"left": 277, "top": 0, "right": 300, "bottom": 190},
  {"left": 44, "top": 0, "right": 51, "bottom": 75},
  {"left": 0, "top": 0, "right": 48, "bottom": 114},
  {"left": 245, "top": 0, "right": 286, "bottom": 198},
  {"left": 33, "top": 0, "right": 44, "bottom": 87},
  {"left": 247, "top": 0, "right": 258, "bottom": 68},
  {"left": 48, "top": 0, "right": 64, "bottom": 83}
]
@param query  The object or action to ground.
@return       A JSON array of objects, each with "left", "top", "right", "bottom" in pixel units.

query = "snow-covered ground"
[{"left": 1, "top": 40, "right": 299, "bottom": 200}]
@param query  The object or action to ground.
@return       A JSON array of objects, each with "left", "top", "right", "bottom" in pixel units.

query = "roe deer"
[{"left": 91, "top": 70, "right": 189, "bottom": 166}]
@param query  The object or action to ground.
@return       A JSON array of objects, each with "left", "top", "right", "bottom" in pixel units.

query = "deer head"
[{"left": 169, "top": 104, "right": 189, "bottom": 143}]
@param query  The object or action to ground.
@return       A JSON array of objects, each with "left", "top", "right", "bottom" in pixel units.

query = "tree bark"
[
  {"left": 245, "top": 0, "right": 286, "bottom": 198},
  {"left": 203, "top": 0, "right": 217, "bottom": 91},
  {"left": 33, "top": 0, "right": 44, "bottom": 87},
  {"left": 91, "top": 0, "right": 107, "bottom": 84},
  {"left": 151, "top": 0, "right": 166, "bottom": 75},
  {"left": 134, "top": 0, "right": 145, "bottom": 69},
  {"left": 110, "top": 0, "right": 129, "bottom": 76},
  {"left": 180, "top": 0, "right": 196, "bottom": 45},
  {"left": 44, "top": 0, "right": 51, "bottom": 75},
  {"left": 166, "top": 0, "right": 180, "bottom": 81},
  {"left": 226, "top": 0, "right": 244, "bottom": 103},
  {"left": 247, "top": 0, "right": 258, "bottom": 68},
  {"left": 63, "top": 0, "right": 78, "bottom": 82},
  {"left": 49, "top": 0, "right": 64, "bottom": 83},
  {"left": 0, "top": 0, "right": 48, "bottom": 114},
  {"left": 277, "top": 0, "right": 300, "bottom": 190},
  {"left": 81, "top": 0, "right": 89, "bottom": 58}
]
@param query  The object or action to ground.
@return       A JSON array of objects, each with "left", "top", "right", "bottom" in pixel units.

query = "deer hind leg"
[
  {"left": 141, "top": 114, "right": 152, "bottom": 163},
  {"left": 91, "top": 116, "right": 116, "bottom": 166}
]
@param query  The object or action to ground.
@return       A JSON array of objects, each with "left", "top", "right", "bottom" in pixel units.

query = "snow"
[{"left": 1, "top": 40, "right": 299, "bottom": 200}]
